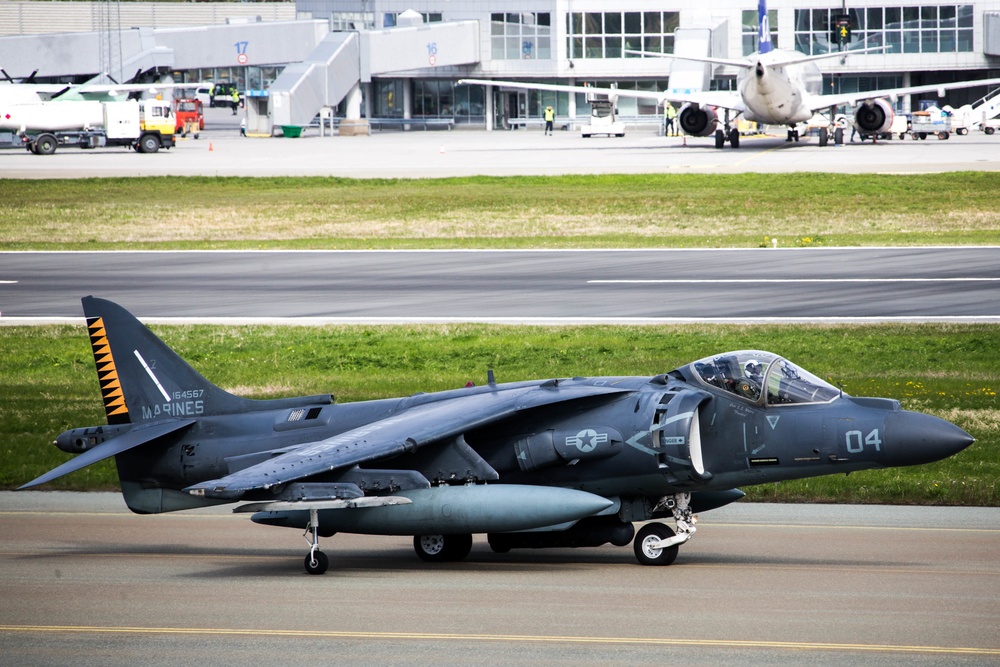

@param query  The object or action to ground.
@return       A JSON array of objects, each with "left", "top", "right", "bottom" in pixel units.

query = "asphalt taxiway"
[
  {"left": 1, "top": 108, "right": 999, "bottom": 178},
  {"left": 1, "top": 493, "right": 998, "bottom": 666}
]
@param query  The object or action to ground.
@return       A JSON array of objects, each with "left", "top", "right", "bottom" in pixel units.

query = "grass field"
[
  {"left": 2, "top": 172, "right": 1000, "bottom": 249},
  {"left": 3, "top": 323, "right": 997, "bottom": 505}
]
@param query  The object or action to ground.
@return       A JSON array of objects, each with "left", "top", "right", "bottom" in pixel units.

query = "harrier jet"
[{"left": 21, "top": 297, "right": 973, "bottom": 574}]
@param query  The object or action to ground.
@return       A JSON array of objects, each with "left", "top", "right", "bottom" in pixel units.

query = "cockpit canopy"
[{"left": 682, "top": 350, "right": 840, "bottom": 405}]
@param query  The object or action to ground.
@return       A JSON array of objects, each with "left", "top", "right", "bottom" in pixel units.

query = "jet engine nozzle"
[{"left": 882, "top": 411, "right": 974, "bottom": 467}]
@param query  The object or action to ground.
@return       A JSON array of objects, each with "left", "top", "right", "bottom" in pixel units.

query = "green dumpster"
[{"left": 280, "top": 125, "right": 303, "bottom": 138}]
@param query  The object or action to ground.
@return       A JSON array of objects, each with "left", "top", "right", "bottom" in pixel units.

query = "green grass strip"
[{"left": 2, "top": 173, "right": 999, "bottom": 249}]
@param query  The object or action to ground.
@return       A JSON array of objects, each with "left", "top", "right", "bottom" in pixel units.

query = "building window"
[
  {"left": 567, "top": 11, "right": 679, "bottom": 59},
  {"left": 794, "top": 5, "right": 973, "bottom": 55},
  {"left": 742, "top": 9, "right": 779, "bottom": 55},
  {"left": 491, "top": 13, "right": 552, "bottom": 60},
  {"left": 383, "top": 12, "right": 443, "bottom": 28},
  {"left": 411, "top": 80, "right": 485, "bottom": 124}
]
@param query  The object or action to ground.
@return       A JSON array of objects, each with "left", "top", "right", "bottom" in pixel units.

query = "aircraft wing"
[
  {"left": 457, "top": 78, "right": 743, "bottom": 111},
  {"left": 809, "top": 76, "right": 1000, "bottom": 113},
  {"left": 185, "top": 383, "right": 630, "bottom": 500}
]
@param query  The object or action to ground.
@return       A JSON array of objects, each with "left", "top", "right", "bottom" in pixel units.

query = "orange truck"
[{"left": 174, "top": 98, "right": 204, "bottom": 138}]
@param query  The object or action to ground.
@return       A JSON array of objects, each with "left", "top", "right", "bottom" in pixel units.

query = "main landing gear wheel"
[
  {"left": 728, "top": 128, "right": 740, "bottom": 148},
  {"left": 714, "top": 129, "right": 725, "bottom": 149},
  {"left": 305, "top": 550, "right": 329, "bottom": 575},
  {"left": 413, "top": 534, "right": 473, "bottom": 562},
  {"left": 819, "top": 127, "right": 829, "bottom": 147},
  {"left": 633, "top": 523, "right": 679, "bottom": 566}
]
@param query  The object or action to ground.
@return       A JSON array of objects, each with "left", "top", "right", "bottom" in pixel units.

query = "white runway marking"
[{"left": 588, "top": 278, "right": 1000, "bottom": 284}]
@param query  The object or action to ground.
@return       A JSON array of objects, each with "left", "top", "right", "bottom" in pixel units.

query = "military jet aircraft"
[{"left": 21, "top": 297, "right": 974, "bottom": 574}]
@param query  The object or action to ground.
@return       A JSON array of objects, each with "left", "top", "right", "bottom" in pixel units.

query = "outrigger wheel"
[
  {"left": 303, "top": 507, "right": 329, "bottom": 575},
  {"left": 305, "top": 550, "right": 329, "bottom": 575}
]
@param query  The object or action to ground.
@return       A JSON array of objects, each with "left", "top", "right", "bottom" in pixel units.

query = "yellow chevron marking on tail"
[{"left": 88, "top": 317, "right": 130, "bottom": 424}]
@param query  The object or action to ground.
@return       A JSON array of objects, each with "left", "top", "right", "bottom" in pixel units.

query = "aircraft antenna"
[{"left": 487, "top": 369, "right": 496, "bottom": 386}]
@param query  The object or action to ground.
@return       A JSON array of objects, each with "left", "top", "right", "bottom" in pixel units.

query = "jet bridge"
[
  {"left": 665, "top": 23, "right": 728, "bottom": 98},
  {"left": 265, "top": 16, "right": 480, "bottom": 135}
]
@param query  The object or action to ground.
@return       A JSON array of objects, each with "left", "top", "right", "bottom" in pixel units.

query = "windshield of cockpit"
[{"left": 688, "top": 350, "right": 839, "bottom": 405}]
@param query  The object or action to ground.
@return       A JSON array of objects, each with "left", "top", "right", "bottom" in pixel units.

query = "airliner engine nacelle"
[
  {"left": 678, "top": 103, "right": 719, "bottom": 137},
  {"left": 853, "top": 98, "right": 895, "bottom": 134}
]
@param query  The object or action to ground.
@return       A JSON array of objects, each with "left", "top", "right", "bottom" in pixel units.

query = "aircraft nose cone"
[
  {"left": 755, "top": 61, "right": 765, "bottom": 78},
  {"left": 883, "top": 411, "right": 974, "bottom": 467}
]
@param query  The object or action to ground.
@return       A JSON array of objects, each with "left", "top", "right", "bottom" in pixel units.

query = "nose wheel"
[{"left": 634, "top": 493, "right": 697, "bottom": 566}]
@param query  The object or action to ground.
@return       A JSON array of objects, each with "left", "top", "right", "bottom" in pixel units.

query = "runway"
[
  {"left": 2, "top": 248, "right": 1000, "bottom": 323},
  {"left": 1, "top": 493, "right": 998, "bottom": 666}
]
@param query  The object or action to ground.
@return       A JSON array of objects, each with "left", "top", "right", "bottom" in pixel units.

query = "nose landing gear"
[{"left": 633, "top": 493, "right": 697, "bottom": 566}]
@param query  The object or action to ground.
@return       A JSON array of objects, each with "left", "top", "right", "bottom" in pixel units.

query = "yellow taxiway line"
[{"left": 1, "top": 625, "right": 998, "bottom": 656}]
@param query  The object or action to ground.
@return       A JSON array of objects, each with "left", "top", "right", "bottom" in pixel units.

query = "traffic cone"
[
  {"left": 209, "top": 142, "right": 214, "bottom": 151},
  {"left": 439, "top": 144, "right": 445, "bottom": 154}
]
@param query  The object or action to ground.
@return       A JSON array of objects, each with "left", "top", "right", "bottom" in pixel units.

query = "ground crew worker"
[
  {"left": 208, "top": 83, "right": 215, "bottom": 108},
  {"left": 544, "top": 105, "right": 555, "bottom": 135},
  {"left": 240, "top": 117, "right": 247, "bottom": 137},
  {"left": 231, "top": 89, "right": 239, "bottom": 115},
  {"left": 664, "top": 101, "right": 678, "bottom": 136}
]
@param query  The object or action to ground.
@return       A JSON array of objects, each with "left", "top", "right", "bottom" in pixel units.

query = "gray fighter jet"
[{"left": 21, "top": 297, "right": 974, "bottom": 574}]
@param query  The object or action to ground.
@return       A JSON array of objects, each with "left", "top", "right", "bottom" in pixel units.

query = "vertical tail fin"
[
  {"left": 83, "top": 296, "right": 259, "bottom": 423},
  {"left": 758, "top": 0, "right": 773, "bottom": 54}
]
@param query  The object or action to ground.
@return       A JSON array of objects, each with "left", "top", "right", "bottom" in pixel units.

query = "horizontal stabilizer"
[
  {"left": 18, "top": 418, "right": 195, "bottom": 489},
  {"left": 233, "top": 496, "right": 413, "bottom": 513}
]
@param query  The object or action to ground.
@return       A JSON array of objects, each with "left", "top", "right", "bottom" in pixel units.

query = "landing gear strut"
[
  {"left": 303, "top": 507, "right": 329, "bottom": 575},
  {"left": 714, "top": 110, "right": 742, "bottom": 149},
  {"left": 633, "top": 493, "right": 697, "bottom": 566}
]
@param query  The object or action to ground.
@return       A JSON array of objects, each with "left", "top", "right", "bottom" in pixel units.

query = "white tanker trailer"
[{"left": 1, "top": 98, "right": 176, "bottom": 154}]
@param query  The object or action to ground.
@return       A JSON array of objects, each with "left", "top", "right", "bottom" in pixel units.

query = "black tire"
[
  {"left": 714, "top": 129, "right": 725, "bottom": 149},
  {"left": 137, "top": 133, "right": 160, "bottom": 154},
  {"left": 633, "top": 522, "right": 679, "bottom": 566},
  {"left": 818, "top": 127, "right": 828, "bottom": 147},
  {"left": 986, "top": 127, "right": 996, "bottom": 136},
  {"left": 728, "top": 128, "right": 740, "bottom": 148},
  {"left": 304, "top": 550, "right": 329, "bottom": 575},
  {"left": 414, "top": 534, "right": 473, "bottom": 563},
  {"left": 834, "top": 127, "right": 844, "bottom": 144},
  {"left": 938, "top": 131, "right": 949, "bottom": 140},
  {"left": 35, "top": 134, "right": 57, "bottom": 155}
]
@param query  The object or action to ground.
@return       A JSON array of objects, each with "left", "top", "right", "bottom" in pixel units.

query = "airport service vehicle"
[
  {"left": 4, "top": 98, "right": 175, "bottom": 155},
  {"left": 909, "top": 110, "right": 951, "bottom": 140},
  {"left": 581, "top": 87, "right": 625, "bottom": 138},
  {"left": 20, "top": 297, "right": 973, "bottom": 575},
  {"left": 174, "top": 98, "right": 204, "bottom": 137}
]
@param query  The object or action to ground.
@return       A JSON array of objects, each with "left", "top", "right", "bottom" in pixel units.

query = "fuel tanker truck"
[{"left": 1, "top": 98, "right": 175, "bottom": 154}]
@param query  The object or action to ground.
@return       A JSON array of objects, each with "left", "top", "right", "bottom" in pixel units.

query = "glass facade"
[
  {"left": 491, "top": 13, "right": 552, "bottom": 59},
  {"left": 794, "top": 5, "right": 974, "bottom": 54},
  {"left": 566, "top": 11, "right": 679, "bottom": 59}
]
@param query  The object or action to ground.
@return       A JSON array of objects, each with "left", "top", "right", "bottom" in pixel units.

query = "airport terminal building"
[
  {"left": 299, "top": 0, "right": 1000, "bottom": 125},
  {"left": 2, "top": 0, "right": 998, "bottom": 130}
]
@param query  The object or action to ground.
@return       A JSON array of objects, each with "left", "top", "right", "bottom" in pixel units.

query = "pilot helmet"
[{"left": 744, "top": 359, "right": 762, "bottom": 376}]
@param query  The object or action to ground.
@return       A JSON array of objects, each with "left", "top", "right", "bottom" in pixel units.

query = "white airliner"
[{"left": 460, "top": 0, "right": 1000, "bottom": 148}]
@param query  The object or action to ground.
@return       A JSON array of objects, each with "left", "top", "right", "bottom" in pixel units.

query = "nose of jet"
[{"left": 883, "top": 411, "right": 975, "bottom": 467}]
